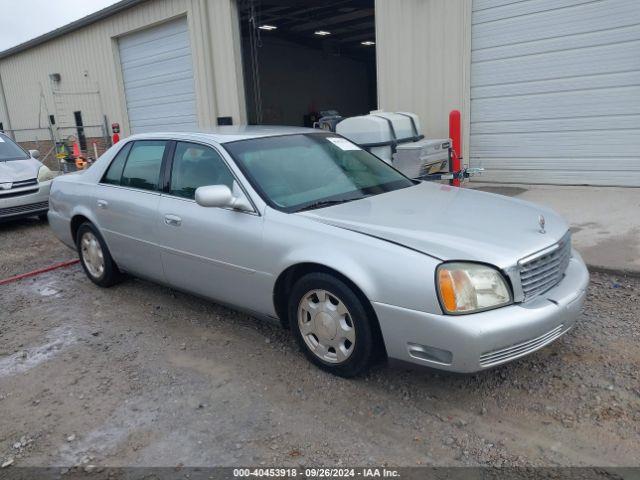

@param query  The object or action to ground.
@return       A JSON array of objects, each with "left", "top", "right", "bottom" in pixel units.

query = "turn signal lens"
[
  {"left": 436, "top": 262, "right": 512, "bottom": 315},
  {"left": 437, "top": 269, "right": 457, "bottom": 312}
]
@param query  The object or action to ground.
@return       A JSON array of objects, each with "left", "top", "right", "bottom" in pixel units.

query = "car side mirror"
[
  {"left": 195, "top": 185, "right": 253, "bottom": 212},
  {"left": 29, "top": 149, "right": 40, "bottom": 159}
]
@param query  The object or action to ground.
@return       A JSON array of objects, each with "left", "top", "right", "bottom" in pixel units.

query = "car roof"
[{"left": 125, "top": 126, "right": 321, "bottom": 144}]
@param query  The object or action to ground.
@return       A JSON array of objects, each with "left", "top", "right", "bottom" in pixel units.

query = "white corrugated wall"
[
  {"left": 0, "top": 0, "right": 246, "bottom": 140},
  {"left": 375, "top": 0, "right": 473, "bottom": 147},
  {"left": 469, "top": 0, "right": 640, "bottom": 186}
]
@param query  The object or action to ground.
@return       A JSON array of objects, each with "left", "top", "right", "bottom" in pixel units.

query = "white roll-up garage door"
[
  {"left": 470, "top": 0, "right": 640, "bottom": 186},
  {"left": 119, "top": 17, "right": 197, "bottom": 134}
]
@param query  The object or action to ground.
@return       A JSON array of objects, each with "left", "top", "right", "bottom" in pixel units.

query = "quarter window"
[
  {"left": 169, "top": 142, "right": 234, "bottom": 199},
  {"left": 102, "top": 142, "right": 132, "bottom": 185},
  {"left": 120, "top": 140, "right": 168, "bottom": 191}
]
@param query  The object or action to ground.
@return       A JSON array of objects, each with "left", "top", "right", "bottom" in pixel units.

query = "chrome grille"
[
  {"left": 10, "top": 178, "right": 38, "bottom": 189},
  {"left": 0, "top": 178, "right": 38, "bottom": 198},
  {"left": 519, "top": 232, "right": 572, "bottom": 300},
  {"left": 479, "top": 324, "right": 566, "bottom": 367}
]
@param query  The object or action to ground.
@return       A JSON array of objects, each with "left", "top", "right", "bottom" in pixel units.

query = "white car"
[{"left": 0, "top": 132, "right": 55, "bottom": 222}]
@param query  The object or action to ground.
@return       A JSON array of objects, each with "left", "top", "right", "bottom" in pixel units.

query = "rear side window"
[
  {"left": 102, "top": 142, "right": 132, "bottom": 185},
  {"left": 120, "top": 141, "right": 168, "bottom": 191}
]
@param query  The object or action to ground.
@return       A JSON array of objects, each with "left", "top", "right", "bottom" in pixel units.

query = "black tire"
[
  {"left": 75, "top": 222, "right": 123, "bottom": 287},
  {"left": 288, "top": 272, "right": 378, "bottom": 378}
]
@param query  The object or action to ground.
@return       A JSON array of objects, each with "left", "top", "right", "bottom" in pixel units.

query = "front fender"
[
  {"left": 264, "top": 211, "right": 443, "bottom": 315},
  {"left": 280, "top": 245, "right": 377, "bottom": 300}
]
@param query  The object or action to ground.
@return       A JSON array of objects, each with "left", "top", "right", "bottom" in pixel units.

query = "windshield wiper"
[{"left": 297, "top": 196, "right": 365, "bottom": 212}]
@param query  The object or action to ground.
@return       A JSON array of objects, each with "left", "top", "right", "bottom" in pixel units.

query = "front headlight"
[
  {"left": 38, "top": 165, "right": 54, "bottom": 182},
  {"left": 436, "top": 262, "right": 512, "bottom": 315}
]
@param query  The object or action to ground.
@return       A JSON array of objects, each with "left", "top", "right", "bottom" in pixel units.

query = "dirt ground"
[
  {"left": 0, "top": 218, "right": 638, "bottom": 469},
  {"left": 0, "top": 217, "right": 76, "bottom": 279}
]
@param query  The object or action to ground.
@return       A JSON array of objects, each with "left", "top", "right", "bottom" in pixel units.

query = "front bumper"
[
  {"left": 374, "top": 252, "right": 589, "bottom": 373},
  {"left": 0, "top": 181, "right": 51, "bottom": 221}
]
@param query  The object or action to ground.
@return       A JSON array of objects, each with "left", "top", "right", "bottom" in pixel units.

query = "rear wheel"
[
  {"left": 76, "top": 222, "right": 123, "bottom": 287},
  {"left": 289, "top": 273, "right": 377, "bottom": 377}
]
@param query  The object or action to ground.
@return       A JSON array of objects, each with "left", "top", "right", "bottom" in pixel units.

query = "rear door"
[
  {"left": 156, "top": 141, "right": 267, "bottom": 311},
  {"left": 94, "top": 140, "right": 169, "bottom": 282}
]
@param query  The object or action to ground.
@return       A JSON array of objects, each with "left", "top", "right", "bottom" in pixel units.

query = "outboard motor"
[{"left": 314, "top": 110, "right": 343, "bottom": 132}]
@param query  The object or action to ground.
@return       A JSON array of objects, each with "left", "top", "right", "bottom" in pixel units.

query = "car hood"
[
  {"left": 299, "top": 182, "right": 569, "bottom": 269},
  {"left": 0, "top": 158, "right": 41, "bottom": 183}
]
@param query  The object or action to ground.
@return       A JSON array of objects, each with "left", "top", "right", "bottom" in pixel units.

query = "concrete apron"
[{"left": 467, "top": 183, "right": 640, "bottom": 276}]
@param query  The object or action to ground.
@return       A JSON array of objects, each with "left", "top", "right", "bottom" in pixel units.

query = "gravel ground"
[
  {"left": 0, "top": 220, "right": 638, "bottom": 468},
  {"left": 0, "top": 217, "right": 75, "bottom": 279}
]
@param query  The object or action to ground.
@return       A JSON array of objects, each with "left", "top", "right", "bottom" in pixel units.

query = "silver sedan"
[
  {"left": 0, "top": 132, "right": 54, "bottom": 221},
  {"left": 48, "top": 127, "right": 589, "bottom": 377}
]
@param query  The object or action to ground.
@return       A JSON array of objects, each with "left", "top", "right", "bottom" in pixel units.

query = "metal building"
[
  {"left": 0, "top": 0, "right": 246, "bottom": 167},
  {"left": 377, "top": 0, "right": 640, "bottom": 187},
  {"left": 0, "top": 0, "right": 638, "bottom": 186}
]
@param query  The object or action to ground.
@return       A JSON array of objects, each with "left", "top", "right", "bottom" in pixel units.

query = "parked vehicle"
[
  {"left": 48, "top": 127, "right": 589, "bottom": 377},
  {"left": 0, "top": 132, "right": 54, "bottom": 222}
]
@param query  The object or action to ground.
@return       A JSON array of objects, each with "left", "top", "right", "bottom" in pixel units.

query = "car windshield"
[
  {"left": 224, "top": 133, "right": 415, "bottom": 212},
  {"left": 0, "top": 133, "right": 30, "bottom": 161}
]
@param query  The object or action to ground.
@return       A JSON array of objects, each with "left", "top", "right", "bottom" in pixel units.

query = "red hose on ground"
[{"left": 0, "top": 259, "right": 80, "bottom": 286}]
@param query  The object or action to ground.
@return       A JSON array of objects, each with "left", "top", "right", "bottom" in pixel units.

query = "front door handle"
[
  {"left": 97, "top": 200, "right": 108, "bottom": 209},
  {"left": 164, "top": 214, "right": 182, "bottom": 227}
]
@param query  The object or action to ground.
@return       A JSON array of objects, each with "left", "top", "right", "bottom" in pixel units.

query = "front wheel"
[
  {"left": 288, "top": 273, "right": 378, "bottom": 377},
  {"left": 76, "top": 222, "right": 123, "bottom": 287}
]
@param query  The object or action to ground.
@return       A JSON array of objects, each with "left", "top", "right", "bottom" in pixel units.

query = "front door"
[{"left": 157, "top": 141, "right": 267, "bottom": 311}]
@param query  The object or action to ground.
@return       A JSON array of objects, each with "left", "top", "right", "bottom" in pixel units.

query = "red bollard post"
[
  {"left": 449, "top": 110, "right": 462, "bottom": 187},
  {"left": 111, "top": 122, "right": 121, "bottom": 144}
]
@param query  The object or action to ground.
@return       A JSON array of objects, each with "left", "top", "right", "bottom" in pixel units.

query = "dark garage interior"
[{"left": 238, "top": 0, "right": 377, "bottom": 126}]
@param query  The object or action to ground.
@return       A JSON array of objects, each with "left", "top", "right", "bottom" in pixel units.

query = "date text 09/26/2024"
[{"left": 233, "top": 468, "right": 400, "bottom": 478}]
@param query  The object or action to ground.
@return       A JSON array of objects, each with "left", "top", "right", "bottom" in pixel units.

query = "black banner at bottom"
[{"left": 0, "top": 467, "right": 638, "bottom": 480}]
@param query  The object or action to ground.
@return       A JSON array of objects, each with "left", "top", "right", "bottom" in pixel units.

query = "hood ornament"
[{"left": 538, "top": 214, "right": 546, "bottom": 234}]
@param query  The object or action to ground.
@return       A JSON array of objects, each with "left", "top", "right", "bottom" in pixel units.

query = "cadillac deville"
[{"left": 48, "top": 127, "right": 589, "bottom": 377}]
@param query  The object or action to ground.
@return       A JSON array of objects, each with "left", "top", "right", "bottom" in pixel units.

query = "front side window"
[
  {"left": 224, "top": 133, "right": 414, "bottom": 212},
  {"left": 0, "top": 133, "right": 30, "bottom": 161},
  {"left": 169, "top": 142, "right": 234, "bottom": 199},
  {"left": 120, "top": 140, "right": 168, "bottom": 191}
]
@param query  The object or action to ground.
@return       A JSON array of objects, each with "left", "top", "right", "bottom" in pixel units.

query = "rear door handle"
[
  {"left": 97, "top": 200, "right": 108, "bottom": 209},
  {"left": 164, "top": 214, "right": 182, "bottom": 227}
]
